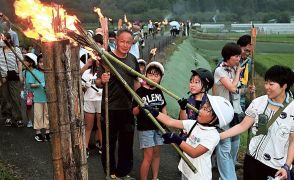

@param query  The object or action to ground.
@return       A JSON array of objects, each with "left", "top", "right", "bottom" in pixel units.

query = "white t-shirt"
[
  {"left": 178, "top": 120, "right": 220, "bottom": 180},
  {"left": 245, "top": 95, "right": 294, "bottom": 169},
  {"left": 82, "top": 69, "right": 102, "bottom": 101},
  {"left": 214, "top": 65, "right": 243, "bottom": 114}
]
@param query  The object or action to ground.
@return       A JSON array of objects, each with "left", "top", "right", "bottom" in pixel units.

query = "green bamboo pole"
[
  {"left": 72, "top": 22, "right": 198, "bottom": 113},
  {"left": 102, "top": 50, "right": 199, "bottom": 113},
  {"left": 70, "top": 23, "right": 197, "bottom": 173},
  {"left": 99, "top": 54, "right": 197, "bottom": 173}
]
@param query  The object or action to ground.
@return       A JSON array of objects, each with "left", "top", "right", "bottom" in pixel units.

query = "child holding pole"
[
  {"left": 178, "top": 68, "right": 214, "bottom": 127},
  {"left": 24, "top": 53, "right": 49, "bottom": 141},
  {"left": 132, "top": 62, "right": 167, "bottom": 180},
  {"left": 143, "top": 95, "right": 234, "bottom": 180}
]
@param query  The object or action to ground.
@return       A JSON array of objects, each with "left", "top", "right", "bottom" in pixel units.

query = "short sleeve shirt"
[
  {"left": 132, "top": 86, "right": 166, "bottom": 131},
  {"left": 245, "top": 95, "right": 294, "bottom": 169},
  {"left": 214, "top": 65, "right": 236, "bottom": 100},
  {"left": 178, "top": 120, "right": 220, "bottom": 180},
  {"left": 96, "top": 51, "right": 140, "bottom": 110},
  {"left": 82, "top": 69, "right": 102, "bottom": 101},
  {"left": 26, "top": 69, "right": 47, "bottom": 103}
]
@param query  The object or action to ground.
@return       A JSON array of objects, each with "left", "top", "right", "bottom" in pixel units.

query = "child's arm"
[
  {"left": 162, "top": 132, "right": 209, "bottom": 158},
  {"left": 180, "top": 143, "right": 209, "bottom": 158},
  {"left": 161, "top": 106, "right": 167, "bottom": 115},
  {"left": 30, "top": 83, "right": 40, "bottom": 88},
  {"left": 132, "top": 106, "right": 140, "bottom": 116},
  {"left": 156, "top": 113, "right": 183, "bottom": 129},
  {"left": 220, "top": 115, "right": 254, "bottom": 140},
  {"left": 179, "top": 109, "right": 187, "bottom": 120},
  {"left": 143, "top": 105, "right": 183, "bottom": 129}
]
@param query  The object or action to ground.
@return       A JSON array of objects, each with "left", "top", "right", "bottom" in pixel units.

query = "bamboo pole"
[
  {"left": 100, "top": 54, "right": 197, "bottom": 173},
  {"left": 67, "top": 25, "right": 197, "bottom": 172},
  {"left": 42, "top": 41, "right": 65, "bottom": 180},
  {"left": 102, "top": 50, "right": 198, "bottom": 113},
  {"left": 250, "top": 25, "right": 257, "bottom": 100},
  {"left": 3, "top": 40, "right": 42, "bottom": 85},
  {"left": 100, "top": 17, "right": 110, "bottom": 179}
]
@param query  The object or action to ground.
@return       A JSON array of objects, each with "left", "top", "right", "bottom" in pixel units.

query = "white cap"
[
  {"left": 137, "top": 59, "right": 146, "bottom": 65},
  {"left": 146, "top": 61, "right": 164, "bottom": 75},
  {"left": 24, "top": 53, "right": 37, "bottom": 66},
  {"left": 207, "top": 94, "right": 234, "bottom": 128},
  {"left": 87, "top": 30, "right": 94, "bottom": 37}
]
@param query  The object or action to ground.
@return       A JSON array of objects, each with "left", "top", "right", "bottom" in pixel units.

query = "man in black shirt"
[{"left": 96, "top": 29, "right": 140, "bottom": 180}]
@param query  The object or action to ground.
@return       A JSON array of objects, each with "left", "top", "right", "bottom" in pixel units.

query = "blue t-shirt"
[{"left": 26, "top": 69, "right": 47, "bottom": 103}]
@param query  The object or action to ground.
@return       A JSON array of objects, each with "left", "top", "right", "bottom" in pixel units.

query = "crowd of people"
[{"left": 1, "top": 11, "right": 294, "bottom": 180}]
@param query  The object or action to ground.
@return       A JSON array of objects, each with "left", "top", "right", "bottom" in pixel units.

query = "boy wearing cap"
[
  {"left": 143, "top": 95, "right": 234, "bottom": 180},
  {"left": 132, "top": 62, "right": 167, "bottom": 180}
]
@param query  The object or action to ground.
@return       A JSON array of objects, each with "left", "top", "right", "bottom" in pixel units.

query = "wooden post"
[
  {"left": 42, "top": 40, "right": 88, "bottom": 180},
  {"left": 64, "top": 44, "right": 88, "bottom": 180},
  {"left": 42, "top": 41, "right": 65, "bottom": 180}
]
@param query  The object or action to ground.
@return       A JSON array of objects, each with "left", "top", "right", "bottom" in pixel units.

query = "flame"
[
  {"left": 128, "top": 22, "right": 132, "bottom": 29},
  {"left": 93, "top": 7, "right": 104, "bottom": 19},
  {"left": 124, "top": 14, "right": 128, "bottom": 23},
  {"left": 14, "top": 0, "right": 78, "bottom": 42}
]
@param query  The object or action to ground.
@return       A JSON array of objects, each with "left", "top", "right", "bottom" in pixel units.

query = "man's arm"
[{"left": 134, "top": 78, "right": 141, "bottom": 91}]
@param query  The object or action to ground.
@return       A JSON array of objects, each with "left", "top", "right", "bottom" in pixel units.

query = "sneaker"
[
  {"left": 4, "top": 118, "right": 12, "bottom": 127},
  {"left": 109, "top": 174, "right": 121, "bottom": 180},
  {"left": 98, "top": 147, "right": 102, "bottom": 155},
  {"left": 96, "top": 141, "right": 102, "bottom": 155},
  {"left": 120, "top": 175, "right": 135, "bottom": 180},
  {"left": 35, "top": 134, "right": 44, "bottom": 142},
  {"left": 27, "top": 120, "right": 33, "bottom": 128},
  {"left": 44, "top": 133, "right": 51, "bottom": 142},
  {"left": 95, "top": 140, "right": 101, "bottom": 148},
  {"left": 16, "top": 120, "right": 24, "bottom": 127}
]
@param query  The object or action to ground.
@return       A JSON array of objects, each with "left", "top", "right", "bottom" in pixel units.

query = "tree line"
[{"left": 1, "top": 0, "right": 294, "bottom": 23}]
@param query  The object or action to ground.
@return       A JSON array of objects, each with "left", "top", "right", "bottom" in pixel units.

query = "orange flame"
[
  {"left": 14, "top": 0, "right": 78, "bottom": 42},
  {"left": 124, "top": 14, "right": 128, "bottom": 23},
  {"left": 93, "top": 7, "right": 104, "bottom": 19}
]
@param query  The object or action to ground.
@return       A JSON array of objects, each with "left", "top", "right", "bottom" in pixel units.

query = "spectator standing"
[
  {"left": 213, "top": 42, "right": 244, "bottom": 180},
  {"left": 96, "top": 29, "right": 140, "bottom": 180},
  {"left": 2, "top": 21, "right": 19, "bottom": 47},
  {"left": 132, "top": 62, "right": 167, "bottom": 180},
  {"left": 0, "top": 33, "right": 23, "bottom": 127},
  {"left": 82, "top": 59, "right": 103, "bottom": 156},
  {"left": 24, "top": 52, "right": 50, "bottom": 141},
  {"left": 220, "top": 65, "right": 294, "bottom": 180},
  {"left": 237, "top": 35, "right": 253, "bottom": 111}
]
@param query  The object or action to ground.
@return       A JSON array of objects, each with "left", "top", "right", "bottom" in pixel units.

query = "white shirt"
[
  {"left": 129, "top": 41, "right": 140, "bottom": 59},
  {"left": 214, "top": 64, "right": 243, "bottom": 114},
  {"left": 82, "top": 69, "right": 102, "bottom": 101},
  {"left": 246, "top": 95, "right": 294, "bottom": 169},
  {"left": 178, "top": 120, "right": 220, "bottom": 180}
]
